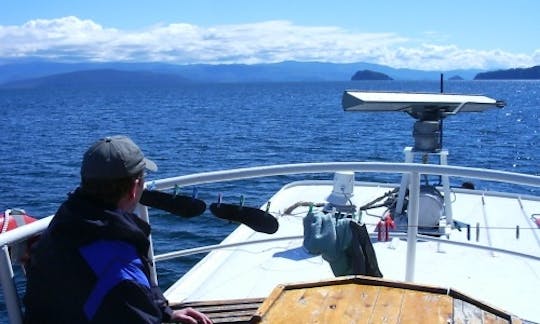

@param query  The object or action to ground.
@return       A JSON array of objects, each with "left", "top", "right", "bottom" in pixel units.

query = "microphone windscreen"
[
  {"left": 210, "top": 202, "right": 279, "bottom": 234},
  {"left": 140, "top": 190, "right": 206, "bottom": 218}
]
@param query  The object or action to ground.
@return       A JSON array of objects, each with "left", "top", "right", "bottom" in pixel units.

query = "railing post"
[
  {"left": 137, "top": 203, "right": 159, "bottom": 286},
  {"left": 440, "top": 150, "right": 453, "bottom": 227},
  {"left": 0, "top": 246, "right": 23, "bottom": 324},
  {"left": 405, "top": 171, "right": 420, "bottom": 282},
  {"left": 395, "top": 147, "right": 414, "bottom": 215}
]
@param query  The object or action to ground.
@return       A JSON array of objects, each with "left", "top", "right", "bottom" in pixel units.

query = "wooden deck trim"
[
  {"left": 449, "top": 288, "right": 515, "bottom": 321},
  {"left": 171, "top": 297, "right": 264, "bottom": 324},
  {"left": 251, "top": 276, "right": 520, "bottom": 323},
  {"left": 265, "top": 275, "right": 449, "bottom": 295},
  {"left": 171, "top": 276, "right": 521, "bottom": 323}
]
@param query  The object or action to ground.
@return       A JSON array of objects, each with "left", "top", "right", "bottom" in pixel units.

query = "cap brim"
[{"left": 144, "top": 158, "right": 158, "bottom": 172}]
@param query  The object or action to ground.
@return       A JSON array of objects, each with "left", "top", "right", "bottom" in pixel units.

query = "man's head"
[
  {"left": 81, "top": 135, "right": 157, "bottom": 180},
  {"left": 80, "top": 136, "right": 157, "bottom": 210}
]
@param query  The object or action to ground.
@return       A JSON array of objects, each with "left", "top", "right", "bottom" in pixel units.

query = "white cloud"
[
  {"left": 376, "top": 45, "right": 539, "bottom": 70},
  {"left": 0, "top": 16, "right": 536, "bottom": 70}
]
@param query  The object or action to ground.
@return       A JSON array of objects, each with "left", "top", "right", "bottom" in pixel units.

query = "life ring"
[
  {"left": 1, "top": 209, "right": 38, "bottom": 267},
  {"left": 1, "top": 208, "right": 37, "bottom": 233}
]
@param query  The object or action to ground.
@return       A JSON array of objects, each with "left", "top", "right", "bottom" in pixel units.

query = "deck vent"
[{"left": 325, "top": 172, "right": 356, "bottom": 213}]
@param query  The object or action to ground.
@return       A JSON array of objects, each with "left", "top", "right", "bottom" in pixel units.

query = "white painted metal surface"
[
  {"left": 158, "top": 166, "right": 540, "bottom": 323},
  {"left": 342, "top": 91, "right": 504, "bottom": 113},
  {"left": 1, "top": 162, "right": 540, "bottom": 322}
]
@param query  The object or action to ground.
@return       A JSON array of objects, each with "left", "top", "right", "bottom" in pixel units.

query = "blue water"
[{"left": 0, "top": 80, "right": 539, "bottom": 321}]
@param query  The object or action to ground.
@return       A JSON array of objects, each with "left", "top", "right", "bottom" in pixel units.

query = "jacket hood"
[{"left": 48, "top": 188, "right": 151, "bottom": 254}]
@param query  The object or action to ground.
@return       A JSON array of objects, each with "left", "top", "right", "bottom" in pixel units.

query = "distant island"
[
  {"left": 475, "top": 65, "right": 540, "bottom": 80},
  {"left": 351, "top": 69, "right": 393, "bottom": 80},
  {"left": 0, "top": 69, "right": 190, "bottom": 89},
  {"left": 1, "top": 61, "right": 539, "bottom": 88},
  {"left": 448, "top": 75, "right": 464, "bottom": 81}
]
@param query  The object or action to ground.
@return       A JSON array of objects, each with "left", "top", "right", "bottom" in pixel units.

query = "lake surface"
[{"left": 0, "top": 80, "right": 538, "bottom": 321}]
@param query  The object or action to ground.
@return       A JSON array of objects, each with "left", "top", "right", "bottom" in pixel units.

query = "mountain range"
[{"left": 0, "top": 60, "right": 538, "bottom": 88}]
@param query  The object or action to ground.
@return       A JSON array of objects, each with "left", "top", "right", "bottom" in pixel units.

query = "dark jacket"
[{"left": 23, "top": 189, "right": 174, "bottom": 323}]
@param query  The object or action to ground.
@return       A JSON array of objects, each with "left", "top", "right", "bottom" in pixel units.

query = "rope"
[
  {"left": 1, "top": 209, "right": 11, "bottom": 234},
  {"left": 359, "top": 187, "right": 400, "bottom": 211}
]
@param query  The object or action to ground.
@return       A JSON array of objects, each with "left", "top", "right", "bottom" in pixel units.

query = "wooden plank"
[
  {"left": 252, "top": 284, "right": 286, "bottom": 321},
  {"left": 400, "top": 290, "right": 452, "bottom": 323},
  {"left": 318, "top": 284, "right": 380, "bottom": 323},
  {"left": 256, "top": 283, "right": 383, "bottom": 323},
  {"left": 368, "top": 286, "right": 404, "bottom": 323},
  {"left": 454, "top": 298, "right": 484, "bottom": 324},
  {"left": 186, "top": 303, "right": 262, "bottom": 313},
  {"left": 482, "top": 309, "right": 514, "bottom": 324},
  {"left": 346, "top": 284, "right": 382, "bottom": 323},
  {"left": 172, "top": 298, "right": 264, "bottom": 324},
  {"left": 450, "top": 288, "right": 512, "bottom": 321},
  {"left": 510, "top": 315, "right": 522, "bottom": 324},
  {"left": 175, "top": 297, "right": 265, "bottom": 308},
  {"left": 258, "top": 288, "right": 310, "bottom": 323}
]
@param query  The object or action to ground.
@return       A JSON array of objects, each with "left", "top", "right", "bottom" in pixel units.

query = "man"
[{"left": 24, "top": 135, "right": 212, "bottom": 324}]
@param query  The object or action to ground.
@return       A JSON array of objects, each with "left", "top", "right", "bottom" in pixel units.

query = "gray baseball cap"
[{"left": 81, "top": 135, "right": 157, "bottom": 180}]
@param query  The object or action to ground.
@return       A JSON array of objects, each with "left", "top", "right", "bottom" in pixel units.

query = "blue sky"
[{"left": 1, "top": 0, "right": 539, "bottom": 70}]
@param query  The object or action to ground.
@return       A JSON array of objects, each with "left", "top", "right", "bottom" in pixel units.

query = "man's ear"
[{"left": 129, "top": 179, "right": 139, "bottom": 200}]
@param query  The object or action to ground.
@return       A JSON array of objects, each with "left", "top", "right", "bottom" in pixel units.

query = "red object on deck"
[
  {"left": 376, "top": 214, "right": 396, "bottom": 242},
  {"left": 1, "top": 209, "right": 37, "bottom": 233}
]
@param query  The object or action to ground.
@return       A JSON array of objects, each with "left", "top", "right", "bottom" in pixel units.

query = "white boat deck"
[
  {"left": 2, "top": 161, "right": 539, "bottom": 323},
  {"left": 165, "top": 181, "right": 540, "bottom": 323}
]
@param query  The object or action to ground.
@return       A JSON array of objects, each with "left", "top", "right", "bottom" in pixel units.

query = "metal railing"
[{"left": 1, "top": 161, "right": 539, "bottom": 323}]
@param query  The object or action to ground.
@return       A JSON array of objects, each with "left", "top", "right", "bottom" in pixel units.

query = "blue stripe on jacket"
[{"left": 79, "top": 240, "right": 150, "bottom": 321}]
